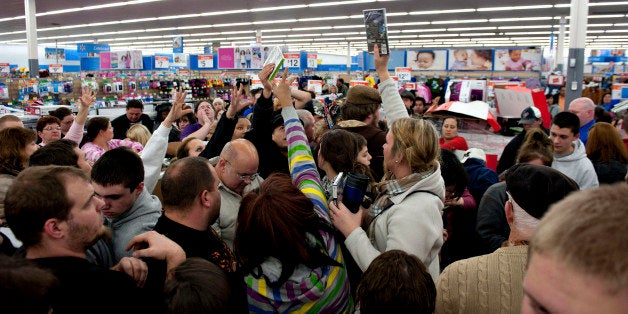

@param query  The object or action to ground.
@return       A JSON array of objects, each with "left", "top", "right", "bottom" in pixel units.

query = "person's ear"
[
  {"left": 505, "top": 200, "right": 514, "bottom": 225},
  {"left": 43, "top": 218, "right": 65, "bottom": 239},
  {"left": 134, "top": 182, "right": 145, "bottom": 195},
  {"left": 200, "top": 190, "right": 213, "bottom": 208}
]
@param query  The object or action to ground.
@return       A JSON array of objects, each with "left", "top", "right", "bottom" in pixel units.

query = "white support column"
[
  {"left": 25, "top": 0, "right": 39, "bottom": 78},
  {"left": 565, "top": 0, "right": 588, "bottom": 109},
  {"left": 346, "top": 41, "right": 351, "bottom": 75},
  {"left": 555, "top": 17, "right": 566, "bottom": 72}
]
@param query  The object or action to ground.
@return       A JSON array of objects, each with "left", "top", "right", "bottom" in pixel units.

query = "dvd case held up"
[{"left": 363, "top": 8, "right": 389, "bottom": 55}]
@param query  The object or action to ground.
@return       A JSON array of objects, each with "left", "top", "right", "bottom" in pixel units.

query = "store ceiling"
[{"left": 0, "top": 0, "right": 626, "bottom": 55}]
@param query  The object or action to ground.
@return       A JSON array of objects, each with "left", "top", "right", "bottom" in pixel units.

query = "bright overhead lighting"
[
  {"left": 448, "top": 27, "right": 496, "bottom": 31},
  {"left": 309, "top": 0, "right": 376, "bottom": 7},
  {"left": 299, "top": 16, "right": 348, "bottom": 22},
  {"left": 589, "top": 1, "right": 628, "bottom": 6},
  {"left": 432, "top": 19, "right": 488, "bottom": 25},
  {"left": 251, "top": 4, "right": 307, "bottom": 12},
  {"left": 409, "top": 9, "right": 475, "bottom": 15},
  {"left": 478, "top": 5, "right": 552, "bottom": 11},
  {"left": 498, "top": 25, "right": 552, "bottom": 30},
  {"left": 589, "top": 15, "right": 626, "bottom": 19},
  {"left": 490, "top": 17, "right": 553, "bottom": 22},
  {"left": 388, "top": 22, "right": 430, "bottom": 26}
]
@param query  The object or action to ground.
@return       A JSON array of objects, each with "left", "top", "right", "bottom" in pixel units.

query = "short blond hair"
[
  {"left": 126, "top": 124, "right": 151, "bottom": 146},
  {"left": 530, "top": 183, "right": 628, "bottom": 293}
]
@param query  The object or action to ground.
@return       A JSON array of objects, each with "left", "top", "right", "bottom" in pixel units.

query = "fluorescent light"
[
  {"left": 478, "top": 5, "right": 552, "bottom": 11},
  {"left": 409, "top": 9, "right": 475, "bottom": 15},
  {"left": 309, "top": 0, "right": 376, "bottom": 7},
  {"left": 448, "top": 27, "right": 496, "bottom": 31},
  {"left": 431, "top": 19, "right": 488, "bottom": 25},
  {"left": 388, "top": 22, "right": 430, "bottom": 26},
  {"left": 498, "top": 25, "right": 553, "bottom": 30},
  {"left": 590, "top": 14, "right": 626, "bottom": 19},
  {"left": 251, "top": 4, "right": 307, "bottom": 12},
  {"left": 299, "top": 16, "right": 348, "bottom": 22},
  {"left": 589, "top": 1, "right": 628, "bottom": 6},
  {"left": 490, "top": 17, "right": 553, "bottom": 22}
]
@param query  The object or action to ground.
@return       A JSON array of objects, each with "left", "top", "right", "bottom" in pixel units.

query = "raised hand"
[
  {"left": 226, "top": 84, "right": 248, "bottom": 119},
  {"left": 259, "top": 63, "right": 275, "bottom": 98},
  {"left": 272, "top": 67, "right": 297, "bottom": 110},
  {"left": 164, "top": 88, "right": 192, "bottom": 126},
  {"left": 79, "top": 86, "right": 96, "bottom": 108},
  {"left": 374, "top": 44, "right": 391, "bottom": 81}
]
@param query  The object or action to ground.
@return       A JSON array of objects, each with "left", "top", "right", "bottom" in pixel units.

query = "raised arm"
[
  {"left": 374, "top": 45, "right": 408, "bottom": 127},
  {"left": 274, "top": 69, "right": 329, "bottom": 221},
  {"left": 200, "top": 84, "right": 250, "bottom": 159},
  {"left": 291, "top": 89, "right": 312, "bottom": 109},
  {"left": 142, "top": 89, "right": 191, "bottom": 192},
  {"left": 65, "top": 86, "right": 96, "bottom": 145}
]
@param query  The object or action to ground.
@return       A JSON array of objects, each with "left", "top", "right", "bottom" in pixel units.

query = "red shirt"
[{"left": 440, "top": 136, "right": 469, "bottom": 151}]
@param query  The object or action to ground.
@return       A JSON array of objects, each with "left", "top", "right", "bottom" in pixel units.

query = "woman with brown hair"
[
  {"left": 586, "top": 122, "right": 628, "bottom": 184},
  {"left": 0, "top": 127, "right": 38, "bottom": 254},
  {"left": 81, "top": 116, "right": 143, "bottom": 163},
  {"left": 235, "top": 70, "right": 351, "bottom": 312}
]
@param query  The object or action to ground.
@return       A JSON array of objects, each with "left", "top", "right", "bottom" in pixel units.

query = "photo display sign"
[
  {"left": 494, "top": 48, "right": 542, "bottom": 71},
  {"left": 447, "top": 49, "right": 494, "bottom": 71},
  {"left": 407, "top": 50, "right": 447, "bottom": 70},
  {"left": 100, "top": 50, "right": 143, "bottom": 69},
  {"left": 219, "top": 46, "right": 273, "bottom": 69}
]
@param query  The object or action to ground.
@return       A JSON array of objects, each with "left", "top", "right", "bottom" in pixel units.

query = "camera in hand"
[{"left": 341, "top": 172, "right": 370, "bottom": 213}]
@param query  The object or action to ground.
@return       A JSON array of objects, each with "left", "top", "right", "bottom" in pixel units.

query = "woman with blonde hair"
[
  {"left": 331, "top": 117, "right": 445, "bottom": 281},
  {"left": 126, "top": 124, "right": 152, "bottom": 147},
  {"left": 586, "top": 122, "right": 628, "bottom": 184}
]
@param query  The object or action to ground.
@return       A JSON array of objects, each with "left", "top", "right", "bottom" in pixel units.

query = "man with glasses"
[{"left": 213, "top": 138, "right": 262, "bottom": 250}]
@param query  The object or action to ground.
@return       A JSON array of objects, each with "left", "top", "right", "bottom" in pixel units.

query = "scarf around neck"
[{"left": 370, "top": 169, "right": 435, "bottom": 217}]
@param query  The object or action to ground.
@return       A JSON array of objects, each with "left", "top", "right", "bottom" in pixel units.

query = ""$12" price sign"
[{"left": 284, "top": 53, "right": 300, "bottom": 68}]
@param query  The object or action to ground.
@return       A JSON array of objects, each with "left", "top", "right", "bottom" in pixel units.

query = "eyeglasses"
[
  {"left": 225, "top": 160, "right": 258, "bottom": 181},
  {"left": 43, "top": 126, "right": 62, "bottom": 131}
]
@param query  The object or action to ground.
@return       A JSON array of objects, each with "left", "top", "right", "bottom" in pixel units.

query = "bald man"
[
  {"left": 567, "top": 97, "right": 595, "bottom": 145},
  {"left": 212, "top": 138, "right": 263, "bottom": 250}
]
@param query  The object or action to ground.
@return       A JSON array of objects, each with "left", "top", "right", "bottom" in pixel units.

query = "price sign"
[
  {"left": 290, "top": 81, "right": 299, "bottom": 90},
  {"left": 404, "top": 83, "right": 417, "bottom": 90},
  {"left": 284, "top": 53, "right": 300, "bottom": 68},
  {"left": 395, "top": 67, "right": 412, "bottom": 82},
  {"left": 308, "top": 80, "right": 323, "bottom": 94},
  {"left": 178, "top": 69, "right": 190, "bottom": 76},
  {"left": 197, "top": 55, "right": 213, "bottom": 68},
  {"left": 49, "top": 64, "right": 63, "bottom": 73},
  {"left": 350, "top": 80, "right": 369, "bottom": 87},
  {"left": 0, "top": 63, "right": 9, "bottom": 73},
  {"left": 155, "top": 56, "right": 170, "bottom": 69},
  {"left": 307, "top": 53, "right": 317, "bottom": 68},
  {"left": 250, "top": 75, "right": 263, "bottom": 90}
]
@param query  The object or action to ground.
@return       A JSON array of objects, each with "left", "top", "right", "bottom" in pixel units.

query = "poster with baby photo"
[
  {"left": 494, "top": 48, "right": 542, "bottom": 71},
  {"left": 447, "top": 49, "right": 494, "bottom": 71},
  {"left": 407, "top": 50, "right": 447, "bottom": 70}
]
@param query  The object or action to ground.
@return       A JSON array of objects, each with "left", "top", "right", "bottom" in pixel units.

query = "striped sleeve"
[{"left": 281, "top": 106, "right": 330, "bottom": 222}]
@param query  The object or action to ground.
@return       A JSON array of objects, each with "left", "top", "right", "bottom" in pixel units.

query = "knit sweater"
[
  {"left": 436, "top": 245, "right": 529, "bottom": 314},
  {"left": 243, "top": 106, "right": 352, "bottom": 313}
]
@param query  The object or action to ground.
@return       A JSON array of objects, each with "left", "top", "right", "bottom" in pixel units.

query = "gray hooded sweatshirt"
[{"left": 552, "top": 139, "right": 599, "bottom": 189}]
